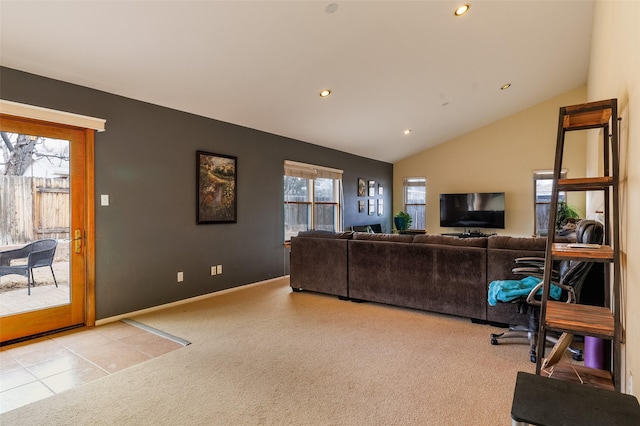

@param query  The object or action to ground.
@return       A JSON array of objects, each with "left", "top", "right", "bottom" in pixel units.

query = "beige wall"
[
  {"left": 395, "top": 0, "right": 639, "bottom": 395},
  {"left": 588, "top": 0, "right": 640, "bottom": 396},
  {"left": 394, "top": 86, "right": 587, "bottom": 237}
]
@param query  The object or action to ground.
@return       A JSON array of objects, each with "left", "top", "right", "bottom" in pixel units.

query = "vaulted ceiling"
[{"left": 0, "top": 1, "right": 595, "bottom": 163}]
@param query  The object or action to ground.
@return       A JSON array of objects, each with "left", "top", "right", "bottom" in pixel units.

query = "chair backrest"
[
  {"left": 350, "top": 224, "right": 382, "bottom": 233},
  {"left": 28, "top": 239, "right": 58, "bottom": 268},
  {"left": 575, "top": 219, "right": 604, "bottom": 245},
  {"left": 558, "top": 220, "right": 604, "bottom": 301},
  {"left": 351, "top": 225, "right": 373, "bottom": 233}
]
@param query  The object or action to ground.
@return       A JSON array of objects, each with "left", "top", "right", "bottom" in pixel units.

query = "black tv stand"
[{"left": 441, "top": 232, "right": 496, "bottom": 238}]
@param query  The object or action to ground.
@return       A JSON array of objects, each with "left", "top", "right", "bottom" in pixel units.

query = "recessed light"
[
  {"left": 319, "top": 89, "right": 331, "bottom": 97},
  {"left": 501, "top": 83, "right": 511, "bottom": 90},
  {"left": 454, "top": 4, "right": 470, "bottom": 16},
  {"left": 403, "top": 129, "right": 412, "bottom": 135}
]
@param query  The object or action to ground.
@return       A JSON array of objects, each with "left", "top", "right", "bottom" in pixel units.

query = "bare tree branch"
[
  {"left": 0, "top": 131, "right": 14, "bottom": 152},
  {"left": 1, "top": 133, "right": 69, "bottom": 176},
  {"left": 3, "top": 134, "right": 37, "bottom": 176}
]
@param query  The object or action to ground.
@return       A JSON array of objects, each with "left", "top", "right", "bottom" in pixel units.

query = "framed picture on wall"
[
  {"left": 378, "top": 183, "right": 384, "bottom": 195},
  {"left": 196, "top": 151, "right": 237, "bottom": 224},
  {"left": 368, "top": 180, "right": 376, "bottom": 196},
  {"left": 358, "top": 200, "right": 365, "bottom": 213},
  {"left": 378, "top": 199, "right": 383, "bottom": 216},
  {"left": 358, "top": 178, "right": 366, "bottom": 197},
  {"left": 368, "top": 199, "right": 375, "bottom": 215}
]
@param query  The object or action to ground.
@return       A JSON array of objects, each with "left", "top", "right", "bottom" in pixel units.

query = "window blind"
[
  {"left": 534, "top": 169, "right": 567, "bottom": 180},
  {"left": 284, "top": 160, "right": 343, "bottom": 180},
  {"left": 403, "top": 177, "right": 426, "bottom": 186}
]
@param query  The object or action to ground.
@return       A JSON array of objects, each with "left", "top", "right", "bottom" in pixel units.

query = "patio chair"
[{"left": 0, "top": 239, "right": 58, "bottom": 295}]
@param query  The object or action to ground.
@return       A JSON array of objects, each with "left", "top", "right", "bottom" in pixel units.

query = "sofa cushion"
[
  {"left": 352, "top": 232, "right": 414, "bottom": 243},
  {"left": 348, "top": 238, "right": 487, "bottom": 320},
  {"left": 487, "top": 235, "right": 546, "bottom": 251},
  {"left": 413, "top": 234, "right": 488, "bottom": 248},
  {"left": 295, "top": 230, "right": 353, "bottom": 239}
]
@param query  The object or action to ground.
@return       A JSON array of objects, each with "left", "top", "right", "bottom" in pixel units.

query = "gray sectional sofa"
[{"left": 290, "top": 230, "right": 548, "bottom": 325}]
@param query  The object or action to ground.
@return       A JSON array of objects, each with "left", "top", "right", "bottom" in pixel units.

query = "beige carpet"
[{"left": 1, "top": 277, "right": 534, "bottom": 425}]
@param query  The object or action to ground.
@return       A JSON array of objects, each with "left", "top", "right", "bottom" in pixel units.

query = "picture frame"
[
  {"left": 196, "top": 151, "right": 237, "bottom": 224},
  {"left": 378, "top": 183, "right": 384, "bottom": 195},
  {"left": 358, "top": 200, "right": 365, "bottom": 213},
  {"left": 368, "top": 199, "right": 375, "bottom": 215},
  {"left": 368, "top": 180, "right": 376, "bottom": 197},
  {"left": 358, "top": 178, "right": 366, "bottom": 197},
  {"left": 378, "top": 199, "right": 384, "bottom": 216}
]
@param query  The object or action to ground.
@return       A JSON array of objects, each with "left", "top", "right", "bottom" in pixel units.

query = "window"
[
  {"left": 403, "top": 177, "right": 426, "bottom": 230},
  {"left": 284, "top": 161, "right": 343, "bottom": 241},
  {"left": 534, "top": 170, "right": 567, "bottom": 236}
]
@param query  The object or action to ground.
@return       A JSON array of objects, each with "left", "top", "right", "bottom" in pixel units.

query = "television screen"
[{"left": 439, "top": 192, "right": 505, "bottom": 229}]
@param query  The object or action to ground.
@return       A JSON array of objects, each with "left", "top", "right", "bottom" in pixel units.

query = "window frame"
[
  {"left": 533, "top": 170, "right": 567, "bottom": 236},
  {"left": 284, "top": 161, "right": 343, "bottom": 242},
  {"left": 403, "top": 177, "right": 426, "bottom": 231}
]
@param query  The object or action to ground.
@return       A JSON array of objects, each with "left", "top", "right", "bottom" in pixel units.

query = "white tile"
[{"left": 0, "top": 381, "right": 54, "bottom": 414}]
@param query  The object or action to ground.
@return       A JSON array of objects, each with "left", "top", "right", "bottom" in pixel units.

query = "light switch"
[{"left": 100, "top": 194, "right": 109, "bottom": 206}]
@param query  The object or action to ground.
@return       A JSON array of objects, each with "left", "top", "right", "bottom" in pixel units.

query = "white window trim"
[
  {"left": 403, "top": 177, "right": 426, "bottom": 230},
  {"left": 284, "top": 160, "right": 344, "bottom": 239},
  {"left": 0, "top": 100, "right": 106, "bottom": 132}
]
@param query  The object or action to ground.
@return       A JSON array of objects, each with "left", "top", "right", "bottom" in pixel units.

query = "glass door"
[{"left": 0, "top": 116, "right": 88, "bottom": 343}]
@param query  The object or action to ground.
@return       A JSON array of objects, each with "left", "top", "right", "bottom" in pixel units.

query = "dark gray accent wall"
[{"left": 0, "top": 67, "right": 392, "bottom": 319}]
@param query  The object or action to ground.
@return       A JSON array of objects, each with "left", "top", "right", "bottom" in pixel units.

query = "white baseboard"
[{"left": 95, "top": 275, "right": 290, "bottom": 326}]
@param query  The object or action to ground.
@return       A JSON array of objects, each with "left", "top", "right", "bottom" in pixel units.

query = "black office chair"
[{"left": 490, "top": 220, "right": 604, "bottom": 363}]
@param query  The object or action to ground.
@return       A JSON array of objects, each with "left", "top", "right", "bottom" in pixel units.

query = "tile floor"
[{"left": 0, "top": 320, "right": 186, "bottom": 414}]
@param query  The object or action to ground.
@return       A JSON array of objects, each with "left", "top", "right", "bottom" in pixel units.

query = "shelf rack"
[{"left": 535, "top": 98, "right": 621, "bottom": 391}]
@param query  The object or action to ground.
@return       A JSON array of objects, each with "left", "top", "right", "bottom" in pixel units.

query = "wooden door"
[{"left": 0, "top": 114, "right": 94, "bottom": 343}]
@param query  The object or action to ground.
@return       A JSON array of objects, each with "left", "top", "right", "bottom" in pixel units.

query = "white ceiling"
[{"left": 0, "top": 1, "right": 594, "bottom": 163}]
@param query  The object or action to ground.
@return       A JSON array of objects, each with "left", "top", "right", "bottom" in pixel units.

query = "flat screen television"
[{"left": 439, "top": 192, "right": 505, "bottom": 229}]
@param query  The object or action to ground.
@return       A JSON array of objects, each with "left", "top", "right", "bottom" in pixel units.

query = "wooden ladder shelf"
[{"left": 536, "top": 98, "right": 622, "bottom": 391}]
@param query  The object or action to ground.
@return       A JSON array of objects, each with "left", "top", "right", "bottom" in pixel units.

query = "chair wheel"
[
  {"left": 530, "top": 354, "right": 537, "bottom": 363},
  {"left": 490, "top": 336, "right": 498, "bottom": 345},
  {"left": 573, "top": 353, "right": 583, "bottom": 361}
]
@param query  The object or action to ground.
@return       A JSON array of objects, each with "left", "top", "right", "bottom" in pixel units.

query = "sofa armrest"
[{"left": 290, "top": 236, "right": 349, "bottom": 298}]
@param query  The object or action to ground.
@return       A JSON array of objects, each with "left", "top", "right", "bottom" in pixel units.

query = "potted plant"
[
  {"left": 394, "top": 211, "right": 413, "bottom": 232},
  {"left": 556, "top": 201, "right": 580, "bottom": 231}
]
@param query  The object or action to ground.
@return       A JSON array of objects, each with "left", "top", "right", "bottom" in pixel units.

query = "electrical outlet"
[
  {"left": 216, "top": 264, "right": 222, "bottom": 274},
  {"left": 211, "top": 266, "right": 217, "bottom": 276},
  {"left": 177, "top": 271, "right": 184, "bottom": 282}
]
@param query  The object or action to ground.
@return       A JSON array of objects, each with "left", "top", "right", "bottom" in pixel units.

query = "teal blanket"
[{"left": 488, "top": 276, "right": 562, "bottom": 306}]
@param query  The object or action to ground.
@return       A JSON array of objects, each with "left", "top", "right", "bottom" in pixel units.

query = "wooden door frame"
[
  {"left": 84, "top": 127, "right": 96, "bottom": 326},
  {"left": 0, "top": 114, "right": 96, "bottom": 338}
]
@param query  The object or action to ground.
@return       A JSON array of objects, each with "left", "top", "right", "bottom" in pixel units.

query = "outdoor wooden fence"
[{"left": 0, "top": 176, "right": 70, "bottom": 246}]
